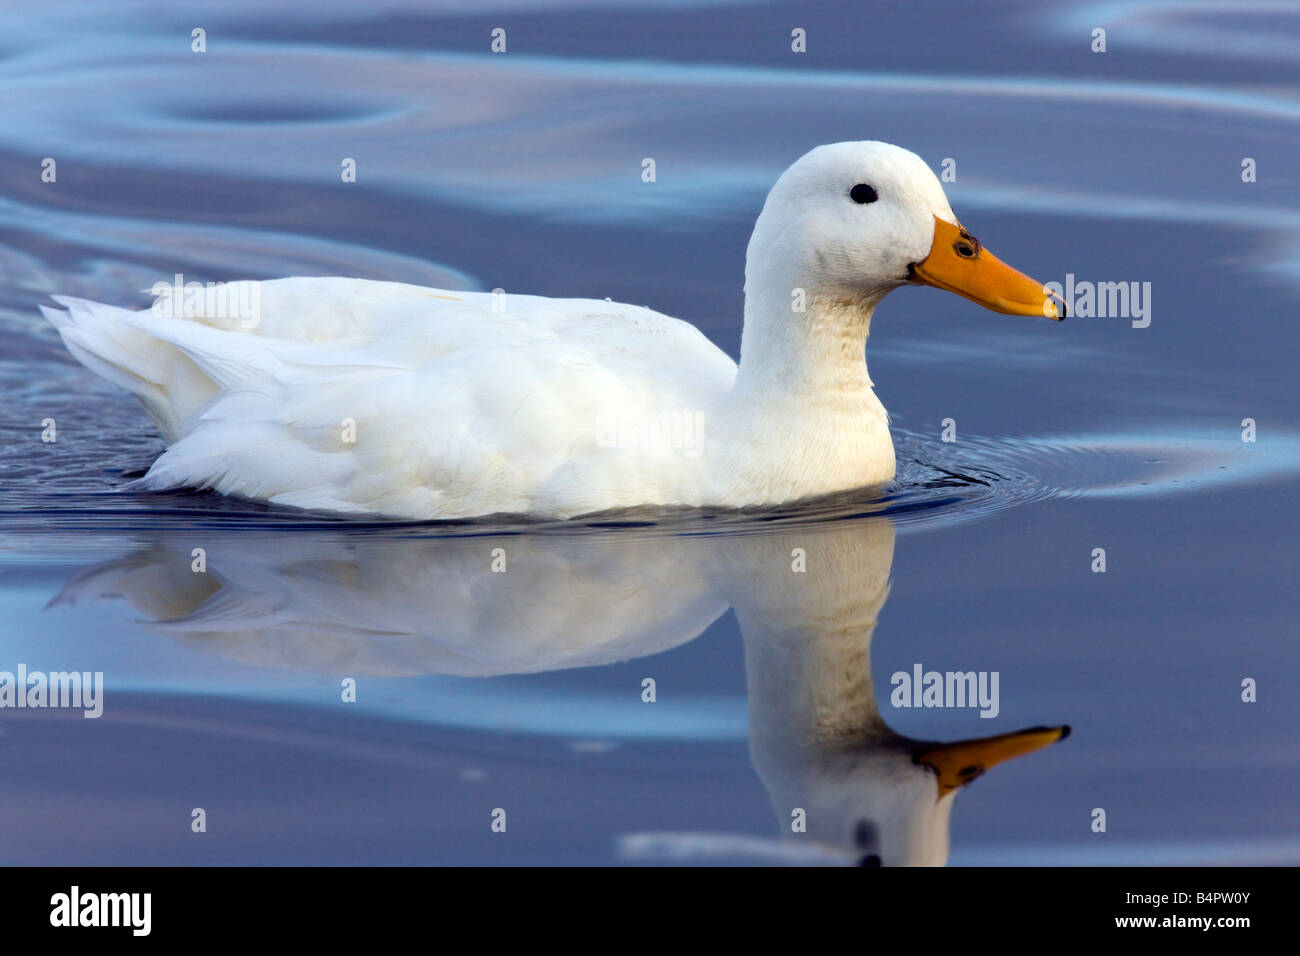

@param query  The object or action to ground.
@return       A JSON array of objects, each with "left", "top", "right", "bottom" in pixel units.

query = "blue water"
[{"left": 1, "top": 0, "right": 1297, "bottom": 864}]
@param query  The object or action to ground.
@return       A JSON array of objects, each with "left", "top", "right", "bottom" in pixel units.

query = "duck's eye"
[
  {"left": 849, "top": 183, "right": 878, "bottom": 204},
  {"left": 854, "top": 819, "right": 879, "bottom": 850}
]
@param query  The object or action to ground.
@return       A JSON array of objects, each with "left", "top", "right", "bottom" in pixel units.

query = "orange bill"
[
  {"left": 910, "top": 216, "right": 1064, "bottom": 319},
  {"left": 914, "top": 724, "right": 1071, "bottom": 796}
]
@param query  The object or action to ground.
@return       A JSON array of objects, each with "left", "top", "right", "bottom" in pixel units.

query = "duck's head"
[
  {"left": 750, "top": 724, "right": 1072, "bottom": 867},
  {"left": 746, "top": 141, "right": 1063, "bottom": 320}
]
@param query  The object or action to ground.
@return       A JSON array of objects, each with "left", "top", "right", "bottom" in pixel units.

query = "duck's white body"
[
  {"left": 42, "top": 142, "right": 1056, "bottom": 520},
  {"left": 45, "top": 278, "right": 888, "bottom": 518}
]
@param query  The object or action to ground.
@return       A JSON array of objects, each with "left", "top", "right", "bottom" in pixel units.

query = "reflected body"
[{"left": 58, "top": 516, "right": 1065, "bottom": 865}]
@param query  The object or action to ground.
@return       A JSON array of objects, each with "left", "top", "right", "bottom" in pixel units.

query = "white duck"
[{"left": 43, "top": 141, "right": 1061, "bottom": 520}]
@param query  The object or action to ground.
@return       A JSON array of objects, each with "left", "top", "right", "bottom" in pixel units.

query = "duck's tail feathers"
[{"left": 42, "top": 295, "right": 221, "bottom": 442}]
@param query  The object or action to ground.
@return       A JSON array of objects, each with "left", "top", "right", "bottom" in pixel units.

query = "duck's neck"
[
  {"left": 713, "top": 273, "right": 895, "bottom": 501},
  {"left": 727, "top": 521, "right": 898, "bottom": 754},
  {"left": 733, "top": 278, "right": 886, "bottom": 398}
]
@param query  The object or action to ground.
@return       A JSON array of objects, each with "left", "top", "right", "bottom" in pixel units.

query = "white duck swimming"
[{"left": 43, "top": 141, "right": 1061, "bottom": 520}]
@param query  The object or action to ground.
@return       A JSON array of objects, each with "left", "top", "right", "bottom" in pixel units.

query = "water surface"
[{"left": 1, "top": 0, "right": 1297, "bottom": 864}]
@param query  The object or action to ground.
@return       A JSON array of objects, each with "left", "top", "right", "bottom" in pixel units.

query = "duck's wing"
[
  {"left": 46, "top": 278, "right": 736, "bottom": 518},
  {"left": 45, "top": 278, "right": 452, "bottom": 439}
]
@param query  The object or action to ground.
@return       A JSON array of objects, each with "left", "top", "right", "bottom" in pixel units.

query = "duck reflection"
[
  {"left": 722, "top": 520, "right": 1066, "bottom": 865},
  {"left": 55, "top": 514, "right": 1066, "bottom": 865}
]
